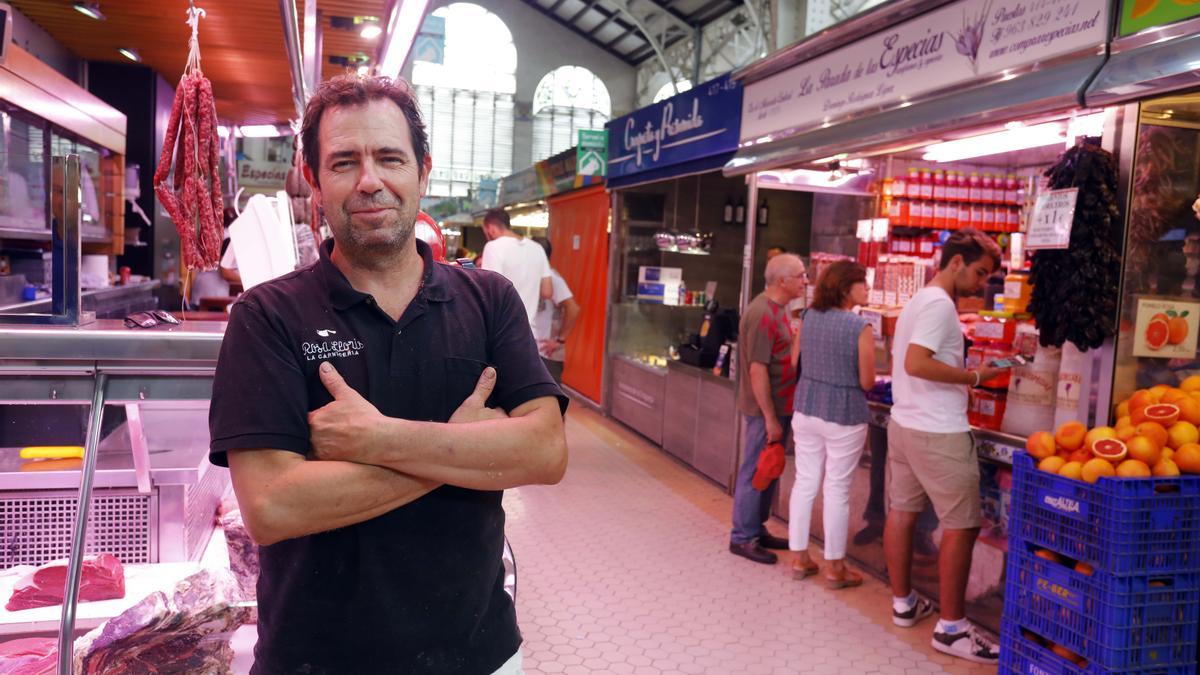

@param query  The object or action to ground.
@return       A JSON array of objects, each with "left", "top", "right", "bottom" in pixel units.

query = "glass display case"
[
  {"left": 1111, "top": 91, "right": 1200, "bottom": 407},
  {"left": 0, "top": 103, "right": 47, "bottom": 234}
]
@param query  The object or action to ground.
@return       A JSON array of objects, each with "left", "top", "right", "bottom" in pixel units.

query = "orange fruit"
[
  {"left": 1162, "top": 447, "right": 1176, "bottom": 462},
  {"left": 1126, "top": 435, "right": 1162, "bottom": 466},
  {"left": 1051, "top": 643, "right": 1079, "bottom": 661},
  {"left": 1039, "top": 456, "right": 1067, "bottom": 474},
  {"left": 1181, "top": 375, "right": 1200, "bottom": 393},
  {"left": 1068, "top": 448, "right": 1093, "bottom": 463},
  {"left": 1115, "top": 415, "right": 1133, "bottom": 429},
  {"left": 1142, "top": 403, "right": 1181, "bottom": 427},
  {"left": 1176, "top": 396, "right": 1200, "bottom": 424},
  {"left": 1153, "top": 458, "right": 1181, "bottom": 477},
  {"left": 1115, "top": 400, "right": 1131, "bottom": 420},
  {"left": 1116, "top": 425, "right": 1138, "bottom": 442},
  {"left": 1151, "top": 384, "right": 1174, "bottom": 398},
  {"left": 1176, "top": 444, "right": 1200, "bottom": 474},
  {"left": 1059, "top": 461, "right": 1084, "bottom": 481},
  {"left": 1034, "top": 548, "right": 1064, "bottom": 564},
  {"left": 1055, "top": 421, "right": 1087, "bottom": 451},
  {"left": 1085, "top": 426, "right": 1118, "bottom": 452},
  {"left": 1162, "top": 388, "right": 1191, "bottom": 405},
  {"left": 1025, "top": 431, "right": 1057, "bottom": 460},
  {"left": 1169, "top": 316, "right": 1189, "bottom": 345},
  {"left": 1136, "top": 421, "right": 1169, "bottom": 449},
  {"left": 1131, "top": 389, "right": 1160, "bottom": 409},
  {"left": 1168, "top": 421, "right": 1200, "bottom": 449},
  {"left": 1082, "top": 457, "right": 1117, "bottom": 483},
  {"left": 1116, "top": 459, "right": 1152, "bottom": 478},
  {"left": 1074, "top": 561, "right": 1094, "bottom": 576},
  {"left": 1091, "top": 438, "right": 1128, "bottom": 462}
]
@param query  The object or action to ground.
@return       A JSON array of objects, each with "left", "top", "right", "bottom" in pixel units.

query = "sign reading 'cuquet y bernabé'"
[{"left": 740, "top": 0, "right": 1108, "bottom": 143}]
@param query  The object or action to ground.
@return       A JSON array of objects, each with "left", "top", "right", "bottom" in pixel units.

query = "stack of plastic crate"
[{"left": 1001, "top": 452, "right": 1200, "bottom": 674}]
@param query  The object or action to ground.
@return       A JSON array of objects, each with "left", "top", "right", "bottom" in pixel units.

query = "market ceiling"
[
  {"left": 520, "top": 0, "right": 742, "bottom": 65},
  {"left": 11, "top": 0, "right": 387, "bottom": 125}
]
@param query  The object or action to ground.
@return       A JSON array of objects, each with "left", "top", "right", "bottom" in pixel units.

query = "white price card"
[{"left": 1026, "top": 188, "right": 1078, "bottom": 250}]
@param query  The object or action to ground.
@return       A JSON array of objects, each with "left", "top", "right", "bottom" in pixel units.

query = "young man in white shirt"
[
  {"left": 532, "top": 238, "right": 581, "bottom": 385},
  {"left": 480, "top": 209, "right": 552, "bottom": 329},
  {"left": 885, "top": 228, "right": 1007, "bottom": 664}
]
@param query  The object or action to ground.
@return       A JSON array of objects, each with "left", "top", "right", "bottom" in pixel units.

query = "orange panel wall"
[{"left": 547, "top": 186, "right": 609, "bottom": 405}]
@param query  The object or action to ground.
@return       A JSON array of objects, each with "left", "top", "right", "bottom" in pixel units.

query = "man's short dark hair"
[
  {"left": 534, "top": 236, "right": 552, "bottom": 260},
  {"left": 483, "top": 208, "right": 511, "bottom": 230},
  {"left": 768, "top": 245, "right": 786, "bottom": 253},
  {"left": 940, "top": 228, "right": 1003, "bottom": 270},
  {"left": 300, "top": 75, "right": 428, "bottom": 186}
]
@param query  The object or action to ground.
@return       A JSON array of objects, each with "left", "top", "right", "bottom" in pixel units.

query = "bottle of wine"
[
  {"left": 735, "top": 198, "right": 745, "bottom": 224},
  {"left": 758, "top": 198, "right": 769, "bottom": 226},
  {"left": 723, "top": 199, "right": 733, "bottom": 224}
]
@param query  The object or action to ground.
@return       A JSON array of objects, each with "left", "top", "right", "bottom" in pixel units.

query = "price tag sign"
[{"left": 1026, "top": 188, "right": 1078, "bottom": 250}]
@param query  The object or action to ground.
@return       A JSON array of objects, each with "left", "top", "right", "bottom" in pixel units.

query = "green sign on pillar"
[
  {"left": 577, "top": 129, "right": 607, "bottom": 178},
  {"left": 1121, "top": 0, "right": 1200, "bottom": 36}
]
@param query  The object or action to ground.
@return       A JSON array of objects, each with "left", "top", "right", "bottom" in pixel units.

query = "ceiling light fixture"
[
  {"left": 357, "top": 65, "right": 370, "bottom": 76},
  {"left": 239, "top": 124, "right": 287, "bottom": 138},
  {"left": 922, "top": 122, "right": 1066, "bottom": 162},
  {"left": 379, "top": 0, "right": 432, "bottom": 78},
  {"left": 73, "top": 2, "right": 105, "bottom": 20},
  {"left": 360, "top": 23, "right": 383, "bottom": 39},
  {"left": 117, "top": 48, "right": 141, "bottom": 62}
]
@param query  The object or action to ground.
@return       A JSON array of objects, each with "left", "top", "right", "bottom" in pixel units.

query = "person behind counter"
[
  {"left": 208, "top": 74, "right": 568, "bottom": 675},
  {"left": 884, "top": 228, "right": 1006, "bottom": 665},
  {"left": 787, "top": 260, "right": 874, "bottom": 589},
  {"left": 729, "top": 253, "right": 807, "bottom": 565}
]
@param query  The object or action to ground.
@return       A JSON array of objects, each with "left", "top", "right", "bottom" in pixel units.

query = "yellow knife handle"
[{"left": 20, "top": 446, "right": 85, "bottom": 460}]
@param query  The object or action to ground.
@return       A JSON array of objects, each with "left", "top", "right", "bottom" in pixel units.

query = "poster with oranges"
[{"left": 1133, "top": 298, "right": 1200, "bottom": 358}]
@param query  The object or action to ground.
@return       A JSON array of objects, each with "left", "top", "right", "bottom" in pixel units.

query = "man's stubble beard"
[{"left": 329, "top": 201, "right": 419, "bottom": 266}]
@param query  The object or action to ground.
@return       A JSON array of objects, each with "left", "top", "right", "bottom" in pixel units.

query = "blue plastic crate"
[
  {"left": 1010, "top": 452, "right": 1200, "bottom": 575},
  {"left": 1000, "top": 624, "right": 1196, "bottom": 675},
  {"left": 1003, "top": 547, "right": 1200, "bottom": 669}
]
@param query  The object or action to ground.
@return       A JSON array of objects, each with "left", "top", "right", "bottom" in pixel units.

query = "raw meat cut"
[
  {"left": 0, "top": 637, "right": 57, "bottom": 675},
  {"left": 5, "top": 553, "right": 125, "bottom": 611},
  {"left": 73, "top": 567, "right": 254, "bottom": 674},
  {"left": 218, "top": 509, "right": 258, "bottom": 599}
]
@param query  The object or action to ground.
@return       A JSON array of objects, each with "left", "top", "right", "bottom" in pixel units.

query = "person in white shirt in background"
[
  {"left": 480, "top": 208, "right": 552, "bottom": 329},
  {"left": 532, "top": 237, "right": 581, "bottom": 385}
]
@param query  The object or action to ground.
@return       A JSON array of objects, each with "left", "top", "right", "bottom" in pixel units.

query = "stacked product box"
[{"left": 1001, "top": 453, "right": 1200, "bottom": 674}]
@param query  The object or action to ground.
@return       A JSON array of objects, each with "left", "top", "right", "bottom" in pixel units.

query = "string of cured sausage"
[{"left": 153, "top": 4, "right": 223, "bottom": 271}]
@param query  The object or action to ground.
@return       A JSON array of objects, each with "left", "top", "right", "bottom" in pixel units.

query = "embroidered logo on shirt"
[{"left": 302, "top": 335, "right": 364, "bottom": 361}]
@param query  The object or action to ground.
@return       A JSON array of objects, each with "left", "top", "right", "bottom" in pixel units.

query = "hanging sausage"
[{"left": 153, "top": 5, "right": 223, "bottom": 271}]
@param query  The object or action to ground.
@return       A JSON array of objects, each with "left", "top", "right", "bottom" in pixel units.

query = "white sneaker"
[
  {"left": 931, "top": 624, "right": 1000, "bottom": 664},
  {"left": 892, "top": 597, "right": 935, "bottom": 627}
]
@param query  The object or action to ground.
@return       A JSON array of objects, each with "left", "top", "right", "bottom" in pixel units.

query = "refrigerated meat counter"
[{"left": 0, "top": 319, "right": 227, "bottom": 668}]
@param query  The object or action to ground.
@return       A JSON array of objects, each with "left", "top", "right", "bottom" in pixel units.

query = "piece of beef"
[
  {"left": 5, "top": 554, "right": 125, "bottom": 611},
  {"left": 73, "top": 567, "right": 254, "bottom": 674},
  {"left": 218, "top": 509, "right": 258, "bottom": 600},
  {"left": 0, "top": 637, "right": 57, "bottom": 675}
]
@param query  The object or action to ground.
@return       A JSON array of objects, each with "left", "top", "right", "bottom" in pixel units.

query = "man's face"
[
  {"left": 953, "top": 255, "right": 995, "bottom": 295},
  {"left": 482, "top": 221, "right": 500, "bottom": 241},
  {"left": 781, "top": 265, "right": 807, "bottom": 300},
  {"left": 309, "top": 99, "right": 430, "bottom": 259}
]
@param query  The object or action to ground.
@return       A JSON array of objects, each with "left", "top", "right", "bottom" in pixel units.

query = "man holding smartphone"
[{"left": 883, "top": 228, "right": 1006, "bottom": 664}]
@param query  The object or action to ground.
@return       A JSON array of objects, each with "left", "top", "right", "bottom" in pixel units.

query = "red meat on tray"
[
  {"left": 0, "top": 637, "right": 57, "bottom": 675},
  {"left": 5, "top": 553, "right": 126, "bottom": 611}
]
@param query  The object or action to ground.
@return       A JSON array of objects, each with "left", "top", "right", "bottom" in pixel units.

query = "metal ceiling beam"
[
  {"left": 548, "top": 0, "right": 571, "bottom": 13},
  {"left": 606, "top": 0, "right": 685, "bottom": 92},
  {"left": 690, "top": 0, "right": 734, "bottom": 23},
  {"left": 517, "top": 0, "right": 640, "bottom": 63},
  {"left": 568, "top": 0, "right": 601, "bottom": 23}
]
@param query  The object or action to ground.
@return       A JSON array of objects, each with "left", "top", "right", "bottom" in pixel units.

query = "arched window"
[
  {"left": 652, "top": 79, "right": 692, "bottom": 103},
  {"left": 531, "top": 66, "right": 611, "bottom": 162},
  {"left": 412, "top": 3, "right": 517, "bottom": 197}
]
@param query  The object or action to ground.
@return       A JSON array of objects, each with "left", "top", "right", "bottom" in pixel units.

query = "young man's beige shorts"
[{"left": 886, "top": 419, "right": 981, "bottom": 530}]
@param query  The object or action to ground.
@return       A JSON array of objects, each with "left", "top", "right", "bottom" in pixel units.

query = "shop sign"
[
  {"left": 237, "top": 159, "right": 290, "bottom": 189},
  {"left": 577, "top": 129, "right": 607, "bottom": 177},
  {"left": 498, "top": 146, "right": 603, "bottom": 206},
  {"left": 1132, "top": 298, "right": 1200, "bottom": 358},
  {"left": 1119, "top": 0, "right": 1200, "bottom": 37},
  {"left": 1025, "top": 188, "right": 1078, "bottom": 250},
  {"left": 607, "top": 74, "right": 742, "bottom": 180},
  {"left": 740, "top": 0, "right": 1108, "bottom": 143}
]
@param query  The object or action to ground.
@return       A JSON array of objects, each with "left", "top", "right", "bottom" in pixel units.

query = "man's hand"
[
  {"left": 974, "top": 366, "right": 1009, "bottom": 386},
  {"left": 765, "top": 416, "right": 783, "bottom": 443},
  {"left": 449, "top": 366, "right": 509, "bottom": 424},
  {"left": 308, "top": 361, "right": 386, "bottom": 462}
]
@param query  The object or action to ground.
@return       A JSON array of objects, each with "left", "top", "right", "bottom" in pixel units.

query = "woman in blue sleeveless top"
[{"left": 788, "top": 260, "right": 875, "bottom": 588}]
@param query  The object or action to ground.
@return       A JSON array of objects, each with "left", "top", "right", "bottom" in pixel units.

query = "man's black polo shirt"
[{"left": 209, "top": 238, "right": 566, "bottom": 674}]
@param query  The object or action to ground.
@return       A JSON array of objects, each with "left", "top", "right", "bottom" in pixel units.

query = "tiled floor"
[{"left": 505, "top": 405, "right": 997, "bottom": 675}]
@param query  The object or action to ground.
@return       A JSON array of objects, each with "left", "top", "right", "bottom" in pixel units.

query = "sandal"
[
  {"left": 791, "top": 560, "right": 819, "bottom": 580},
  {"left": 824, "top": 567, "right": 863, "bottom": 590}
]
